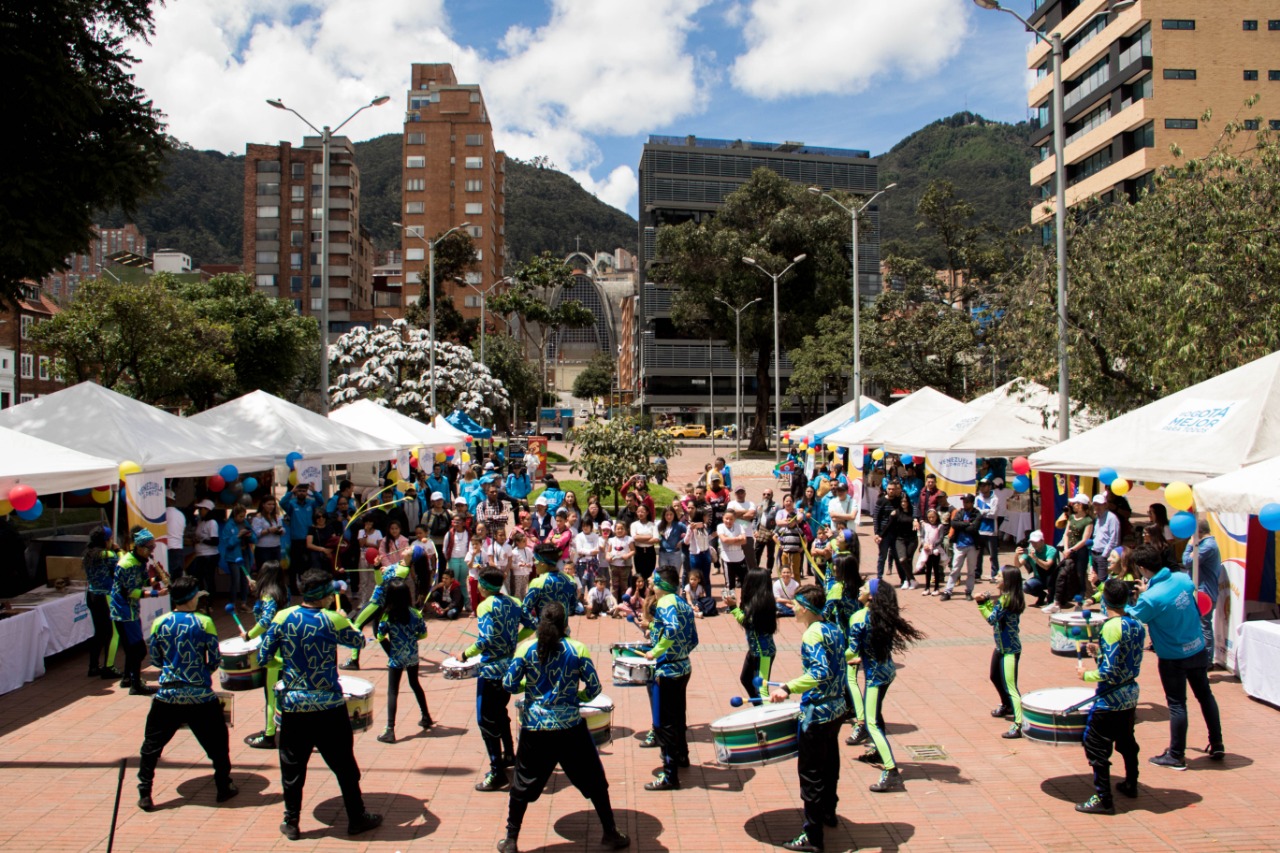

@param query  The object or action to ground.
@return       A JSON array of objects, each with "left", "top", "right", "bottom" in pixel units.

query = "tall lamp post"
[
  {"left": 464, "top": 275, "right": 510, "bottom": 366},
  {"left": 808, "top": 183, "right": 897, "bottom": 421},
  {"left": 392, "top": 220, "right": 471, "bottom": 416},
  {"left": 742, "top": 254, "right": 807, "bottom": 463},
  {"left": 267, "top": 95, "right": 389, "bottom": 414},
  {"left": 715, "top": 296, "right": 762, "bottom": 460},
  {"left": 973, "top": 0, "right": 1077, "bottom": 440}
]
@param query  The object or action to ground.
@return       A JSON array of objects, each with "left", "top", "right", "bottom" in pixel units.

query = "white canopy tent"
[
  {"left": 792, "top": 395, "right": 883, "bottom": 443},
  {"left": 1193, "top": 456, "right": 1280, "bottom": 515},
  {"left": 329, "top": 399, "right": 461, "bottom": 449},
  {"left": 190, "top": 391, "right": 397, "bottom": 466},
  {"left": 0, "top": 382, "right": 273, "bottom": 477},
  {"left": 0, "top": 426, "right": 119, "bottom": 494},
  {"left": 1029, "top": 351, "right": 1280, "bottom": 483},
  {"left": 886, "top": 379, "right": 1087, "bottom": 457},
  {"left": 429, "top": 414, "right": 470, "bottom": 445},
  {"left": 825, "top": 387, "right": 965, "bottom": 449}
]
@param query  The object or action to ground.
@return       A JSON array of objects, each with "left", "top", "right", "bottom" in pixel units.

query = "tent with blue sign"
[
  {"left": 791, "top": 395, "right": 883, "bottom": 444},
  {"left": 445, "top": 409, "right": 493, "bottom": 439}
]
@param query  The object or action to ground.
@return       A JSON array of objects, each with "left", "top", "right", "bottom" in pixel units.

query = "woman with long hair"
[
  {"left": 1051, "top": 495, "right": 1094, "bottom": 613},
  {"left": 83, "top": 525, "right": 119, "bottom": 677},
  {"left": 242, "top": 561, "right": 290, "bottom": 749},
  {"left": 976, "top": 566, "right": 1027, "bottom": 740},
  {"left": 252, "top": 496, "right": 288, "bottom": 566},
  {"left": 726, "top": 569, "right": 777, "bottom": 700},
  {"left": 894, "top": 492, "right": 918, "bottom": 589},
  {"left": 498, "top": 603, "right": 628, "bottom": 852},
  {"left": 630, "top": 504, "right": 658, "bottom": 581},
  {"left": 375, "top": 578, "right": 432, "bottom": 743}
]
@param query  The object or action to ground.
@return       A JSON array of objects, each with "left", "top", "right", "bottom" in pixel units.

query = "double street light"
[
  {"left": 808, "top": 182, "right": 897, "bottom": 422},
  {"left": 267, "top": 95, "right": 389, "bottom": 414},
  {"left": 714, "top": 296, "right": 762, "bottom": 460},
  {"left": 466, "top": 275, "right": 511, "bottom": 366},
  {"left": 742, "top": 254, "right": 807, "bottom": 463},
  {"left": 392, "top": 221, "right": 472, "bottom": 416}
]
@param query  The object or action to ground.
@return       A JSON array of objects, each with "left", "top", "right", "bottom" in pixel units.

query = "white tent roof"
[
  {"left": 825, "top": 387, "right": 966, "bottom": 448},
  {"left": 329, "top": 400, "right": 463, "bottom": 449},
  {"left": 1030, "top": 351, "right": 1280, "bottom": 484},
  {"left": 1193, "top": 455, "right": 1280, "bottom": 515},
  {"left": 0, "top": 425, "right": 119, "bottom": 494},
  {"left": 792, "top": 395, "right": 882, "bottom": 442},
  {"left": 429, "top": 414, "right": 470, "bottom": 444},
  {"left": 190, "top": 391, "right": 397, "bottom": 466},
  {"left": 0, "top": 382, "right": 274, "bottom": 478},
  {"left": 886, "top": 379, "right": 1088, "bottom": 457}
]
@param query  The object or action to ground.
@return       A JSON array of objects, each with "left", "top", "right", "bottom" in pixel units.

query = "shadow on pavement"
[
  {"left": 745, "top": 808, "right": 915, "bottom": 852},
  {"left": 904, "top": 762, "right": 972, "bottom": 785},
  {"left": 310, "top": 792, "right": 438, "bottom": 841},
  {"left": 171, "top": 771, "right": 275, "bottom": 809},
  {"left": 549, "top": 808, "right": 668, "bottom": 851},
  {"left": 1039, "top": 773, "right": 1203, "bottom": 813}
]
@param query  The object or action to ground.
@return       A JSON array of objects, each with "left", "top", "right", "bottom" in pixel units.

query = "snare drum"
[
  {"left": 710, "top": 703, "right": 801, "bottom": 766},
  {"left": 611, "top": 651, "right": 655, "bottom": 686},
  {"left": 273, "top": 675, "right": 377, "bottom": 735},
  {"left": 581, "top": 694, "right": 614, "bottom": 747},
  {"left": 1049, "top": 612, "right": 1099, "bottom": 656},
  {"left": 1021, "top": 686, "right": 1095, "bottom": 745},
  {"left": 610, "top": 641, "right": 650, "bottom": 655},
  {"left": 442, "top": 656, "right": 480, "bottom": 680},
  {"left": 218, "top": 636, "right": 264, "bottom": 691}
]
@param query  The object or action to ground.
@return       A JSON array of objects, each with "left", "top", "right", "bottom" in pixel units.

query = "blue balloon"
[
  {"left": 286, "top": 451, "right": 303, "bottom": 470},
  {"left": 17, "top": 499, "right": 43, "bottom": 521},
  {"left": 219, "top": 464, "right": 239, "bottom": 483},
  {"left": 242, "top": 477, "right": 259, "bottom": 493},
  {"left": 1259, "top": 503, "right": 1280, "bottom": 532},
  {"left": 220, "top": 488, "right": 237, "bottom": 505},
  {"left": 1098, "top": 467, "right": 1118, "bottom": 486},
  {"left": 1170, "top": 511, "right": 1197, "bottom": 539},
  {"left": 1013, "top": 475, "right": 1031, "bottom": 493},
  {"left": 71, "top": 488, "right": 92, "bottom": 497},
  {"left": 901, "top": 455, "right": 914, "bottom": 466}
]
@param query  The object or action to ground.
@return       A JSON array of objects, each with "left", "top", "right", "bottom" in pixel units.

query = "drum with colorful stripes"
[
  {"left": 273, "top": 675, "right": 376, "bottom": 735},
  {"left": 581, "top": 693, "right": 614, "bottom": 747},
  {"left": 1049, "top": 612, "right": 1099, "bottom": 656},
  {"left": 710, "top": 703, "right": 800, "bottom": 766},
  {"left": 1021, "top": 686, "right": 1095, "bottom": 745},
  {"left": 218, "top": 637, "right": 264, "bottom": 691}
]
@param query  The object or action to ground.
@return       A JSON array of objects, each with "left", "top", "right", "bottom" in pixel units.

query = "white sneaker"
[
  {"left": 1042, "top": 603, "right": 1061, "bottom": 614},
  {"left": 921, "top": 587, "right": 931, "bottom": 596}
]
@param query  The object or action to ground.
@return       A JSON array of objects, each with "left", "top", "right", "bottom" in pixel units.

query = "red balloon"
[
  {"left": 444, "top": 446, "right": 456, "bottom": 457},
  {"left": 464, "top": 435, "right": 473, "bottom": 443},
  {"left": 207, "top": 474, "right": 226, "bottom": 492},
  {"left": 409, "top": 456, "right": 419, "bottom": 469},
  {"left": 8, "top": 484, "right": 37, "bottom": 512},
  {"left": 1012, "top": 456, "right": 1031, "bottom": 476},
  {"left": 1196, "top": 590, "right": 1213, "bottom": 616},
  {"left": 365, "top": 548, "right": 379, "bottom": 565}
]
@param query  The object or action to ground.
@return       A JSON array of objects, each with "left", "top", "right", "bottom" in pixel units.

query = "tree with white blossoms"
[{"left": 329, "top": 320, "right": 509, "bottom": 420}]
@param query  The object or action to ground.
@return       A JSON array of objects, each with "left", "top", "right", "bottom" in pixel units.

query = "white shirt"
[
  {"left": 685, "top": 522, "right": 711, "bottom": 555},
  {"left": 630, "top": 520, "right": 658, "bottom": 548},
  {"left": 449, "top": 529, "right": 470, "bottom": 559},
  {"left": 508, "top": 545, "right": 534, "bottom": 576},
  {"left": 164, "top": 507, "right": 187, "bottom": 549},
  {"left": 607, "top": 534, "right": 634, "bottom": 566},
  {"left": 358, "top": 529, "right": 384, "bottom": 564},
  {"left": 827, "top": 495, "right": 857, "bottom": 531},
  {"left": 717, "top": 521, "right": 747, "bottom": 563},
  {"left": 193, "top": 518, "right": 220, "bottom": 557},
  {"left": 773, "top": 577, "right": 799, "bottom": 601},
  {"left": 251, "top": 513, "right": 284, "bottom": 548},
  {"left": 573, "top": 532, "right": 602, "bottom": 560}
]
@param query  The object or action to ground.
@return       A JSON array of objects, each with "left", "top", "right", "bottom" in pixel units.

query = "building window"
[
  {"left": 1270, "top": 20, "right": 1280, "bottom": 31},
  {"left": 464, "top": 202, "right": 483, "bottom": 215},
  {"left": 310, "top": 275, "right": 321, "bottom": 288},
  {"left": 257, "top": 182, "right": 279, "bottom": 195},
  {"left": 1126, "top": 121, "right": 1155, "bottom": 151},
  {"left": 19, "top": 394, "right": 34, "bottom": 404},
  {"left": 1270, "top": 71, "right": 1280, "bottom": 81},
  {"left": 465, "top": 157, "right": 483, "bottom": 169},
  {"left": 20, "top": 315, "right": 32, "bottom": 339},
  {"left": 1163, "top": 69, "right": 1196, "bottom": 80},
  {"left": 255, "top": 251, "right": 277, "bottom": 263},
  {"left": 1245, "top": 70, "right": 1259, "bottom": 81},
  {"left": 310, "top": 230, "right": 322, "bottom": 242},
  {"left": 1244, "top": 120, "right": 1260, "bottom": 130},
  {"left": 310, "top": 207, "right": 323, "bottom": 220},
  {"left": 255, "top": 228, "right": 278, "bottom": 241},
  {"left": 407, "top": 132, "right": 425, "bottom": 145},
  {"left": 1064, "top": 56, "right": 1109, "bottom": 111},
  {"left": 1271, "top": 120, "right": 1280, "bottom": 131},
  {"left": 474, "top": 249, "right": 483, "bottom": 261},
  {"left": 38, "top": 356, "right": 49, "bottom": 381},
  {"left": 404, "top": 225, "right": 424, "bottom": 238},
  {"left": 20, "top": 354, "right": 33, "bottom": 379},
  {"left": 465, "top": 134, "right": 483, "bottom": 146},
  {"left": 1164, "top": 118, "right": 1198, "bottom": 129},
  {"left": 405, "top": 178, "right": 425, "bottom": 191},
  {"left": 292, "top": 299, "right": 303, "bottom": 313},
  {"left": 1243, "top": 20, "right": 1258, "bottom": 31},
  {"left": 291, "top": 207, "right": 305, "bottom": 222},
  {"left": 464, "top": 295, "right": 481, "bottom": 308},
  {"left": 406, "top": 247, "right": 425, "bottom": 261},
  {"left": 464, "top": 179, "right": 483, "bottom": 192},
  {"left": 256, "top": 274, "right": 276, "bottom": 287},
  {"left": 290, "top": 275, "right": 303, "bottom": 292},
  {"left": 465, "top": 271, "right": 482, "bottom": 284},
  {"left": 291, "top": 162, "right": 306, "bottom": 179},
  {"left": 1066, "top": 102, "right": 1112, "bottom": 146},
  {"left": 469, "top": 92, "right": 480, "bottom": 103},
  {"left": 288, "top": 230, "right": 302, "bottom": 246},
  {"left": 257, "top": 205, "right": 279, "bottom": 219},
  {"left": 290, "top": 185, "right": 305, "bottom": 201},
  {"left": 310, "top": 297, "right": 322, "bottom": 311},
  {"left": 290, "top": 252, "right": 303, "bottom": 267},
  {"left": 406, "top": 156, "right": 425, "bottom": 168},
  {"left": 405, "top": 201, "right": 424, "bottom": 214},
  {"left": 1161, "top": 19, "right": 1195, "bottom": 30},
  {"left": 256, "top": 160, "right": 281, "bottom": 172},
  {"left": 467, "top": 225, "right": 483, "bottom": 238}
]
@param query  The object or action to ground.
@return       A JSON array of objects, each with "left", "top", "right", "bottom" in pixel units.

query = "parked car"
[
  {"left": 668, "top": 424, "right": 708, "bottom": 438},
  {"left": 713, "top": 424, "right": 737, "bottom": 439}
]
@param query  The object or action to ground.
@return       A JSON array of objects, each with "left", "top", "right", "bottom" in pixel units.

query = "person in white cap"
[
  {"left": 531, "top": 495, "right": 552, "bottom": 540},
  {"left": 1016, "top": 530, "right": 1061, "bottom": 609},
  {"left": 1056, "top": 494, "right": 1096, "bottom": 607},
  {"left": 1090, "top": 494, "right": 1121, "bottom": 585},
  {"left": 190, "top": 499, "right": 221, "bottom": 602}
]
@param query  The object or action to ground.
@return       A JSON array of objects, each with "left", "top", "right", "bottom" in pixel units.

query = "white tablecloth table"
[
  {"left": 1237, "top": 619, "right": 1280, "bottom": 707},
  {"left": 1000, "top": 512, "right": 1035, "bottom": 542},
  {"left": 34, "top": 590, "right": 94, "bottom": 655},
  {"left": 0, "top": 609, "right": 49, "bottom": 696}
]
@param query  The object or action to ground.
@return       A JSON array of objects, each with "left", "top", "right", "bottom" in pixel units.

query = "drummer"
[
  {"left": 241, "top": 561, "right": 289, "bottom": 749},
  {"left": 768, "top": 583, "right": 846, "bottom": 853},
  {"left": 467, "top": 568, "right": 536, "bottom": 793},
  {"left": 342, "top": 547, "right": 413, "bottom": 670},
  {"left": 642, "top": 566, "right": 699, "bottom": 791},
  {"left": 258, "top": 569, "right": 383, "bottom": 841},
  {"left": 522, "top": 543, "right": 578, "bottom": 629}
]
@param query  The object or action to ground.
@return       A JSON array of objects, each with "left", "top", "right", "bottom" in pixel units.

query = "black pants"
[
  {"left": 725, "top": 559, "right": 747, "bottom": 591},
  {"left": 657, "top": 671, "right": 690, "bottom": 777},
  {"left": 118, "top": 619, "right": 146, "bottom": 683},
  {"left": 288, "top": 543, "right": 310, "bottom": 592},
  {"left": 477, "top": 677, "right": 514, "bottom": 774},
  {"left": 976, "top": 535, "right": 999, "bottom": 579},
  {"left": 739, "top": 654, "right": 761, "bottom": 700},
  {"left": 634, "top": 547, "right": 656, "bottom": 580},
  {"left": 190, "top": 555, "right": 219, "bottom": 600},
  {"left": 875, "top": 536, "right": 898, "bottom": 579},
  {"left": 1156, "top": 650, "right": 1222, "bottom": 758},
  {"left": 989, "top": 649, "right": 1020, "bottom": 711},
  {"left": 922, "top": 554, "right": 944, "bottom": 590},
  {"left": 86, "top": 592, "right": 112, "bottom": 670},
  {"left": 138, "top": 698, "right": 232, "bottom": 794},
  {"left": 894, "top": 537, "right": 916, "bottom": 585},
  {"left": 506, "top": 722, "right": 616, "bottom": 840},
  {"left": 1071, "top": 548, "right": 1090, "bottom": 597},
  {"left": 1054, "top": 560, "right": 1077, "bottom": 606},
  {"left": 1083, "top": 706, "right": 1138, "bottom": 802},
  {"left": 755, "top": 538, "right": 775, "bottom": 572},
  {"left": 386, "top": 665, "right": 428, "bottom": 730},
  {"left": 798, "top": 717, "right": 842, "bottom": 848},
  {"left": 279, "top": 705, "right": 365, "bottom": 823}
]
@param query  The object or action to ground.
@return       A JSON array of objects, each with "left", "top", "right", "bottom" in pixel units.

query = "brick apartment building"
[
  {"left": 0, "top": 283, "right": 63, "bottom": 408},
  {"left": 399, "top": 63, "right": 507, "bottom": 323},
  {"left": 40, "top": 224, "right": 147, "bottom": 302},
  {"left": 241, "top": 137, "right": 375, "bottom": 339}
]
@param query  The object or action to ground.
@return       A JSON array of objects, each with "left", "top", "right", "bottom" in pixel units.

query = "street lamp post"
[
  {"left": 808, "top": 183, "right": 897, "bottom": 421},
  {"left": 742, "top": 255, "right": 807, "bottom": 464},
  {"left": 464, "top": 275, "right": 510, "bottom": 365},
  {"left": 392, "top": 221, "right": 471, "bottom": 416},
  {"left": 715, "top": 296, "right": 762, "bottom": 460},
  {"left": 267, "top": 95, "right": 389, "bottom": 414},
  {"left": 973, "top": 0, "right": 1073, "bottom": 440}
]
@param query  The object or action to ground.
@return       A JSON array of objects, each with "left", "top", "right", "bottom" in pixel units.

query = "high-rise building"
[
  {"left": 1025, "top": 0, "right": 1277, "bottom": 230},
  {"left": 41, "top": 224, "right": 147, "bottom": 301},
  {"left": 400, "top": 63, "right": 506, "bottom": 323},
  {"left": 636, "top": 134, "right": 879, "bottom": 428},
  {"left": 242, "top": 137, "right": 375, "bottom": 338},
  {"left": 0, "top": 283, "right": 63, "bottom": 407}
]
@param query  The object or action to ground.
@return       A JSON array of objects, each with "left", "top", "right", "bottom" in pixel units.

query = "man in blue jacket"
[
  {"left": 281, "top": 483, "right": 322, "bottom": 585},
  {"left": 1129, "top": 545, "right": 1224, "bottom": 770}
]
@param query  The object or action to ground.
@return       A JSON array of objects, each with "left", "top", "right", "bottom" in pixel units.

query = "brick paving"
[{"left": 1, "top": 444, "right": 1277, "bottom": 852}]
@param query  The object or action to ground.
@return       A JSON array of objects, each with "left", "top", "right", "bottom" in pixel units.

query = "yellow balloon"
[
  {"left": 1165, "top": 481, "right": 1193, "bottom": 512},
  {"left": 92, "top": 489, "right": 112, "bottom": 504},
  {"left": 119, "top": 460, "right": 142, "bottom": 477},
  {"left": 460, "top": 452, "right": 471, "bottom": 463},
  {"left": 288, "top": 470, "right": 298, "bottom": 486},
  {"left": 1144, "top": 481, "right": 1162, "bottom": 491},
  {"left": 0, "top": 499, "right": 11, "bottom": 515},
  {"left": 434, "top": 451, "right": 446, "bottom": 463},
  {"left": 1110, "top": 478, "right": 1130, "bottom": 496},
  {"left": 827, "top": 443, "right": 839, "bottom": 453},
  {"left": 806, "top": 447, "right": 816, "bottom": 455},
  {"left": 872, "top": 448, "right": 885, "bottom": 461}
]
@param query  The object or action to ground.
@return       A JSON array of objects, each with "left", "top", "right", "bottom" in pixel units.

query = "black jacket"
[{"left": 873, "top": 496, "right": 898, "bottom": 536}]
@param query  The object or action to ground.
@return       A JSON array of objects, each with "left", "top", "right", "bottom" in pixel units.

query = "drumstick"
[
  {"left": 729, "top": 696, "right": 765, "bottom": 707},
  {"left": 752, "top": 676, "right": 786, "bottom": 688},
  {"left": 224, "top": 603, "right": 247, "bottom": 634}
]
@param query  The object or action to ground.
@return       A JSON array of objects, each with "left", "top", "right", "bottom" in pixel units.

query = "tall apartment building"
[
  {"left": 1025, "top": 0, "right": 1278, "bottom": 228},
  {"left": 400, "top": 63, "right": 506, "bottom": 323},
  {"left": 637, "top": 135, "right": 879, "bottom": 428},
  {"left": 0, "top": 283, "right": 63, "bottom": 407},
  {"left": 41, "top": 224, "right": 147, "bottom": 301},
  {"left": 242, "top": 137, "right": 375, "bottom": 338}
]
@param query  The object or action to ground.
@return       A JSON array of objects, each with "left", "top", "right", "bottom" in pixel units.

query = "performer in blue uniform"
[
  {"left": 643, "top": 565, "right": 699, "bottom": 791},
  {"left": 469, "top": 568, "right": 536, "bottom": 792}
]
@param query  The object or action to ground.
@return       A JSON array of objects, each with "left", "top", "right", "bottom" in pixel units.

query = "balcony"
[
  {"left": 1031, "top": 147, "right": 1151, "bottom": 225},
  {"left": 1031, "top": 99, "right": 1148, "bottom": 185}
]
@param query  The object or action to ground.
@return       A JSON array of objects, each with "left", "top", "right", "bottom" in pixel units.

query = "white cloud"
[{"left": 730, "top": 0, "right": 970, "bottom": 100}]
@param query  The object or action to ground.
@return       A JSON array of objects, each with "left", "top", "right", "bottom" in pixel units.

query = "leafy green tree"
[
  {"left": 403, "top": 230, "right": 479, "bottom": 343},
  {"left": 568, "top": 419, "right": 678, "bottom": 510},
  {"left": 655, "top": 168, "right": 851, "bottom": 451},
  {"left": 993, "top": 120, "right": 1280, "bottom": 417},
  {"left": 572, "top": 354, "right": 615, "bottom": 409},
  {"left": 3, "top": 0, "right": 170, "bottom": 305},
  {"left": 862, "top": 273, "right": 979, "bottom": 400},
  {"left": 479, "top": 331, "right": 541, "bottom": 430},
  {"left": 787, "top": 307, "right": 853, "bottom": 421}
]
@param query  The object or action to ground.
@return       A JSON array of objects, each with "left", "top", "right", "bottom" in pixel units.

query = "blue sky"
[{"left": 132, "top": 0, "right": 1036, "bottom": 216}]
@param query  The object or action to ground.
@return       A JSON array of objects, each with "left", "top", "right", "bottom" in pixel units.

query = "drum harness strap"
[{"left": 1063, "top": 679, "right": 1136, "bottom": 715}]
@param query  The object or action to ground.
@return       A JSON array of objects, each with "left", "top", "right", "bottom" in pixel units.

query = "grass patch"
[
  {"left": 530, "top": 480, "right": 678, "bottom": 513},
  {"left": 546, "top": 450, "right": 569, "bottom": 465}
]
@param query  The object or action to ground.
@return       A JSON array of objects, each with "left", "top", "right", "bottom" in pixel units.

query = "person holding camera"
[{"left": 1016, "top": 530, "right": 1060, "bottom": 609}]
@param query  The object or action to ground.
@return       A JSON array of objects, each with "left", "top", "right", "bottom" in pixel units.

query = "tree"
[
  {"left": 30, "top": 276, "right": 233, "bottom": 409},
  {"left": 655, "top": 168, "right": 851, "bottom": 452},
  {"left": 329, "top": 320, "right": 508, "bottom": 421},
  {"left": 861, "top": 286, "right": 979, "bottom": 401},
  {"left": 568, "top": 419, "right": 678, "bottom": 510},
  {"left": 993, "top": 119, "right": 1280, "bottom": 417},
  {"left": 403, "top": 230, "right": 480, "bottom": 344},
  {"left": 3, "top": 0, "right": 170, "bottom": 305},
  {"left": 487, "top": 252, "right": 594, "bottom": 430},
  {"left": 478, "top": 331, "right": 541, "bottom": 430},
  {"left": 572, "top": 354, "right": 615, "bottom": 410},
  {"left": 787, "top": 307, "right": 853, "bottom": 421}
]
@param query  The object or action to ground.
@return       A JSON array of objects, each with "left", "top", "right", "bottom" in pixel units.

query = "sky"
[{"left": 130, "top": 0, "right": 1037, "bottom": 217}]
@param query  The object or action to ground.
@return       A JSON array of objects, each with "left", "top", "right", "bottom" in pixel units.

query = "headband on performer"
[
  {"left": 654, "top": 575, "right": 677, "bottom": 593},
  {"left": 795, "top": 594, "right": 822, "bottom": 616},
  {"left": 478, "top": 576, "right": 503, "bottom": 594},
  {"left": 302, "top": 583, "right": 336, "bottom": 601},
  {"left": 171, "top": 585, "right": 208, "bottom": 605},
  {"left": 868, "top": 578, "right": 880, "bottom": 597}
]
